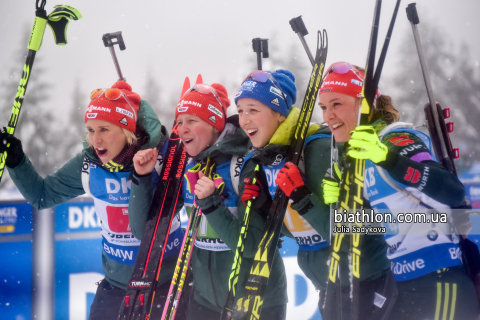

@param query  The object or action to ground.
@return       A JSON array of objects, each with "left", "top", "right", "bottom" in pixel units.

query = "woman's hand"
[
  {"left": 133, "top": 148, "right": 158, "bottom": 175},
  {"left": 348, "top": 125, "right": 388, "bottom": 163},
  {"left": 194, "top": 171, "right": 216, "bottom": 199}
]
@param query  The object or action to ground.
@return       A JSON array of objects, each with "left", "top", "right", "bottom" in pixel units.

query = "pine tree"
[
  {"left": 66, "top": 78, "right": 87, "bottom": 158},
  {"left": 385, "top": 18, "right": 480, "bottom": 173},
  {"left": 0, "top": 27, "right": 60, "bottom": 190}
]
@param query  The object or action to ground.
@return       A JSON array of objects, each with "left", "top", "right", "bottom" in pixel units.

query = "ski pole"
[
  {"left": 289, "top": 19, "right": 340, "bottom": 296},
  {"left": 102, "top": 31, "right": 127, "bottom": 81},
  {"left": 220, "top": 165, "right": 261, "bottom": 320},
  {"left": 162, "top": 160, "right": 214, "bottom": 320},
  {"left": 252, "top": 38, "right": 269, "bottom": 70},
  {"left": 0, "top": 1, "right": 81, "bottom": 184}
]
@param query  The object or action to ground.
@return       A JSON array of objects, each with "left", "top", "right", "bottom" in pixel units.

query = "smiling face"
[
  {"left": 237, "top": 98, "right": 285, "bottom": 148},
  {"left": 319, "top": 92, "right": 360, "bottom": 142},
  {"left": 177, "top": 114, "right": 221, "bottom": 157},
  {"left": 86, "top": 119, "right": 128, "bottom": 164}
]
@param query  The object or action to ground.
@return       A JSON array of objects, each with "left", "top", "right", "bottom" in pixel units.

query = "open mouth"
[
  {"left": 331, "top": 122, "right": 344, "bottom": 131},
  {"left": 246, "top": 129, "right": 258, "bottom": 137},
  {"left": 96, "top": 148, "right": 108, "bottom": 157},
  {"left": 183, "top": 138, "right": 194, "bottom": 144}
]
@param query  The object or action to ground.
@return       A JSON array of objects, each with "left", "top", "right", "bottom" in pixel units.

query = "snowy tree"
[
  {"left": 0, "top": 27, "right": 62, "bottom": 190},
  {"left": 384, "top": 19, "right": 480, "bottom": 173},
  {"left": 66, "top": 78, "right": 87, "bottom": 158},
  {"left": 142, "top": 71, "right": 173, "bottom": 127}
]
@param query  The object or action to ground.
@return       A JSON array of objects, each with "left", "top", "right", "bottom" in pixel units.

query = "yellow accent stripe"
[
  {"left": 435, "top": 282, "right": 442, "bottom": 320},
  {"left": 442, "top": 283, "right": 450, "bottom": 320},
  {"left": 449, "top": 283, "right": 457, "bottom": 320}
]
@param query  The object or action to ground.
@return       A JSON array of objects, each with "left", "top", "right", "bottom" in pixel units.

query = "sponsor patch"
[
  {"left": 270, "top": 86, "right": 283, "bottom": 98},
  {"left": 241, "top": 80, "right": 256, "bottom": 91},
  {"left": 208, "top": 115, "right": 216, "bottom": 124},
  {"left": 119, "top": 117, "right": 128, "bottom": 126},
  {"left": 235, "top": 91, "right": 243, "bottom": 98},
  {"left": 351, "top": 79, "right": 363, "bottom": 86},
  {"left": 270, "top": 98, "right": 280, "bottom": 107},
  {"left": 389, "top": 135, "right": 414, "bottom": 146},
  {"left": 404, "top": 167, "right": 421, "bottom": 183},
  {"left": 177, "top": 107, "right": 189, "bottom": 112},
  {"left": 87, "top": 105, "right": 111, "bottom": 113},
  {"left": 116, "top": 107, "right": 134, "bottom": 119},
  {"left": 86, "top": 113, "right": 97, "bottom": 119},
  {"left": 177, "top": 100, "right": 202, "bottom": 108},
  {"left": 208, "top": 104, "right": 223, "bottom": 118},
  {"left": 323, "top": 80, "right": 347, "bottom": 87},
  {"left": 427, "top": 230, "right": 438, "bottom": 241}
]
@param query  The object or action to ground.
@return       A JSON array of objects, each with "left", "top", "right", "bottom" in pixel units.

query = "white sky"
[{"left": 0, "top": 0, "right": 479, "bottom": 123}]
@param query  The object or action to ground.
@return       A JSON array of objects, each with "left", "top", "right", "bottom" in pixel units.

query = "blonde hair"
[
  {"left": 85, "top": 127, "right": 137, "bottom": 148},
  {"left": 122, "top": 128, "right": 138, "bottom": 146}
]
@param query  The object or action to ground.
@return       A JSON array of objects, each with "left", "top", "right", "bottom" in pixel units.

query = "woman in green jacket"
[
  {"left": 132, "top": 80, "right": 287, "bottom": 319},
  {"left": 320, "top": 61, "right": 479, "bottom": 319},
  {"left": 231, "top": 68, "right": 345, "bottom": 317},
  {"left": 0, "top": 81, "right": 182, "bottom": 320}
]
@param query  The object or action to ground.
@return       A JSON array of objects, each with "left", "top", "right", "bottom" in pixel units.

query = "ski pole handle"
[
  {"left": 289, "top": 16, "right": 315, "bottom": 66},
  {"left": 102, "top": 31, "right": 126, "bottom": 81},
  {"left": 252, "top": 38, "right": 268, "bottom": 70}
]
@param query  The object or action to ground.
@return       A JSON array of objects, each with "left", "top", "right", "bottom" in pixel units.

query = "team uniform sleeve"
[
  {"left": 376, "top": 131, "right": 465, "bottom": 207},
  {"left": 290, "top": 136, "right": 332, "bottom": 241},
  {"left": 128, "top": 171, "right": 156, "bottom": 240},
  {"left": 197, "top": 161, "right": 267, "bottom": 259},
  {"left": 7, "top": 152, "right": 85, "bottom": 210}
]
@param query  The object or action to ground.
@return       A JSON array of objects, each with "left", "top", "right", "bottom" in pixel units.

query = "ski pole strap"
[{"left": 47, "top": 5, "right": 82, "bottom": 45}]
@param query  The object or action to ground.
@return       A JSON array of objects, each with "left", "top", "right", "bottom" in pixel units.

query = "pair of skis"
[
  {"left": 161, "top": 158, "right": 213, "bottom": 320},
  {"left": 117, "top": 76, "right": 200, "bottom": 320},
  {"left": 323, "top": 1, "right": 401, "bottom": 320},
  {"left": 117, "top": 120, "right": 187, "bottom": 320},
  {"left": 220, "top": 29, "right": 328, "bottom": 320}
]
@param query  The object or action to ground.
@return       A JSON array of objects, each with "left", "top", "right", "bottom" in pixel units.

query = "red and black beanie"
[
  {"left": 84, "top": 81, "right": 141, "bottom": 133},
  {"left": 175, "top": 83, "right": 231, "bottom": 132}
]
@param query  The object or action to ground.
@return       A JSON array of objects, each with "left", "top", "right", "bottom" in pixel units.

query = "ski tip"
[
  {"left": 181, "top": 77, "right": 191, "bottom": 98},
  {"left": 195, "top": 74, "right": 203, "bottom": 85}
]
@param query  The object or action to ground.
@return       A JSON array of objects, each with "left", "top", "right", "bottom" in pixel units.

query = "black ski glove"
[{"left": 0, "top": 129, "right": 25, "bottom": 168}]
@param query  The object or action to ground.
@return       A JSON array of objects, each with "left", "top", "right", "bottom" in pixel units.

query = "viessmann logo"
[
  {"left": 177, "top": 100, "right": 202, "bottom": 108},
  {"left": 87, "top": 105, "right": 111, "bottom": 113}
]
